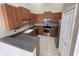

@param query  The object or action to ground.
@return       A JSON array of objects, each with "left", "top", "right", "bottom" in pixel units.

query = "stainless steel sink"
[{"left": 23, "top": 29, "right": 33, "bottom": 33}]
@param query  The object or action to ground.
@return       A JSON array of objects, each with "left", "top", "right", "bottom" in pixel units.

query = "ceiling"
[{"left": 9, "top": 3, "right": 63, "bottom": 13}]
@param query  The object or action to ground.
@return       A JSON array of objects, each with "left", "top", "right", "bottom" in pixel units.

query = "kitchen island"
[{"left": 0, "top": 33, "right": 39, "bottom": 56}]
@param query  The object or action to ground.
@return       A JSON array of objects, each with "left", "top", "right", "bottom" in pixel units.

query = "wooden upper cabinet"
[
  {"left": 30, "top": 13, "right": 36, "bottom": 24},
  {"left": 22, "top": 8, "right": 31, "bottom": 24},
  {"left": 1, "top": 4, "right": 17, "bottom": 30},
  {"left": 36, "top": 14, "right": 44, "bottom": 23},
  {"left": 52, "top": 13, "right": 62, "bottom": 22},
  {"left": 32, "top": 14, "right": 36, "bottom": 24},
  {"left": 44, "top": 12, "right": 53, "bottom": 19},
  {"left": 17, "top": 7, "right": 31, "bottom": 24},
  {"left": 36, "top": 12, "right": 62, "bottom": 23},
  {"left": 16, "top": 7, "right": 23, "bottom": 28}
]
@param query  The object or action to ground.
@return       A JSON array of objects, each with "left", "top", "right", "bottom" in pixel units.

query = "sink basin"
[
  {"left": 23, "top": 29, "right": 33, "bottom": 33},
  {"left": 29, "top": 25, "right": 37, "bottom": 29},
  {"left": 23, "top": 25, "right": 37, "bottom": 34}
]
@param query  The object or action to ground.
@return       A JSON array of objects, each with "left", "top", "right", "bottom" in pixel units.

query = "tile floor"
[{"left": 38, "top": 35, "right": 59, "bottom": 56}]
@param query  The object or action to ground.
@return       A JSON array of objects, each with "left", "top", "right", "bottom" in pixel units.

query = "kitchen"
[{"left": 0, "top": 3, "right": 79, "bottom": 56}]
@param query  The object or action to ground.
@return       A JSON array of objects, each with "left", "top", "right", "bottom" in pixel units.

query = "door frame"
[{"left": 68, "top": 3, "right": 79, "bottom": 56}]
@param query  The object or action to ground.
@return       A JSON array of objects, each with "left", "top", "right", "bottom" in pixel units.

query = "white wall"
[
  {"left": 62, "top": 3, "right": 76, "bottom": 11},
  {"left": 9, "top": 3, "right": 63, "bottom": 14},
  {"left": 0, "top": 4, "right": 6, "bottom": 38}
]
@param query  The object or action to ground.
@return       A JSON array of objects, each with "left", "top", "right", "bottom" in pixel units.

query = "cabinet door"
[
  {"left": 1, "top": 4, "right": 17, "bottom": 30},
  {"left": 10, "top": 6, "right": 18, "bottom": 29},
  {"left": 50, "top": 27, "right": 58, "bottom": 37},
  {"left": 30, "top": 14, "right": 36, "bottom": 24},
  {"left": 38, "top": 27, "right": 44, "bottom": 35},
  {"left": 53, "top": 13, "right": 62, "bottom": 22},
  {"left": 22, "top": 8, "right": 31, "bottom": 20},
  {"left": 16, "top": 7, "right": 23, "bottom": 28}
]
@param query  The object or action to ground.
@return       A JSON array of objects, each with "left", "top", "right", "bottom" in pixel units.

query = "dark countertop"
[{"left": 0, "top": 33, "right": 39, "bottom": 52}]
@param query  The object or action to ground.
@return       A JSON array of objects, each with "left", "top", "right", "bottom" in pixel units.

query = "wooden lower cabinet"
[
  {"left": 38, "top": 27, "right": 44, "bottom": 35},
  {"left": 50, "top": 27, "right": 58, "bottom": 37},
  {"left": 36, "top": 40, "right": 40, "bottom": 56},
  {"left": 27, "top": 28, "right": 38, "bottom": 36},
  {"left": 32, "top": 29, "right": 38, "bottom": 36},
  {"left": 37, "top": 26, "right": 58, "bottom": 37}
]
